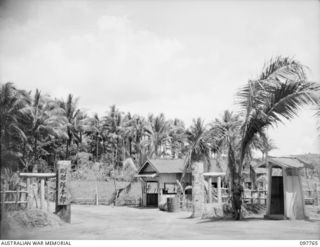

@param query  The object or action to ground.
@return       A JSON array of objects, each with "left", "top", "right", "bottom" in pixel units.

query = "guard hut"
[
  {"left": 136, "top": 159, "right": 192, "bottom": 208},
  {"left": 261, "top": 157, "right": 306, "bottom": 220}
]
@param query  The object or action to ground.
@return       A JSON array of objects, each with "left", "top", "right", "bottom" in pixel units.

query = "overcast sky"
[{"left": 0, "top": 0, "right": 319, "bottom": 156}]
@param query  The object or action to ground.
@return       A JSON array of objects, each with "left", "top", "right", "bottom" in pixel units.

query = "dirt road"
[{"left": 8, "top": 205, "right": 320, "bottom": 240}]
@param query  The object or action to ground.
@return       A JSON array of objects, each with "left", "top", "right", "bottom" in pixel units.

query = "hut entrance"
[
  {"left": 270, "top": 176, "right": 284, "bottom": 214},
  {"left": 146, "top": 182, "right": 158, "bottom": 207}
]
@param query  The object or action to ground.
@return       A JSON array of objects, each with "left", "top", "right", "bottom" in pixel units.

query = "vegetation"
[{"left": 1, "top": 56, "right": 319, "bottom": 218}]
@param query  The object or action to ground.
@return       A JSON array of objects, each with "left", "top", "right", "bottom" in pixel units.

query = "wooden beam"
[
  {"left": 208, "top": 177, "right": 212, "bottom": 203},
  {"left": 27, "top": 178, "right": 32, "bottom": 209},
  {"left": 0, "top": 191, "right": 28, "bottom": 193},
  {"left": 217, "top": 176, "right": 222, "bottom": 204},
  {"left": 40, "top": 179, "right": 45, "bottom": 210},
  {"left": 0, "top": 201, "right": 28, "bottom": 204},
  {"left": 19, "top": 173, "right": 56, "bottom": 178}
]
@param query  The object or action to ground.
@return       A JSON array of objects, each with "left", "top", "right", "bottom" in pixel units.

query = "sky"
[{"left": 0, "top": 0, "right": 319, "bottom": 156}]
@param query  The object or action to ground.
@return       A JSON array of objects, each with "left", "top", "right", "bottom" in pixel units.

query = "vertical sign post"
[{"left": 56, "top": 160, "right": 71, "bottom": 223}]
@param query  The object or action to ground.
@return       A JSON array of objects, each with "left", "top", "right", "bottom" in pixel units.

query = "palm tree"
[
  {"left": 145, "top": 113, "right": 171, "bottom": 158},
  {"left": 0, "top": 82, "right": 30, "bottom": 170},
  {"left": 184, "top": 118, "right": 212, "bottom": 217},
  {"left": 209, "top": 110, "right": 241, "bottom": 185},
  {"left": 122, "top": 114, "right": 152, "bottom": 166},
  {"left": 103, "top": 105, "right": 125, "bottom": 168},
  {"left": 23, "top": 90, "right": 67, "bottom": 171},
  {"left": 233, "top": 56, "right": 320, "bottom": 212},
  {"left": 84, "top": 113, "right": 104, "bottom": 161},
  {"left": 169, "top": 118, "right": 186, "bottom": 159},
  {"left": 59, "top": 94, "right": 80, "bottom": 159}
]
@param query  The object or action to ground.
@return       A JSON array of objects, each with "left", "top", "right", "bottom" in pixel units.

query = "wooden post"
[
  {"left": 208, "top": 177, "right": 212, "bottom": 203},
  {"left": 1, "top": 186, "right": 5, "bottom": 221},
  {"left": 56, "top": 160, "right": 71, "bottom": 223},
  {"left": 217, "top": 176, "right": 222, "bottom": 204},
  {"left": 95, "top": 181, "right": 99, "bottom": 206},
  {"left": 266, "top": 165, "right": 272, "bottom": 216},
  {"left": 251, "top": 190, "right": 253, "bottom": 205},
  {"left": 16, "top": 189, "right": 19, "bottom": 210},
  {"left": 40, "top": 178, "right": 45, "bottom": 210},
  {"left": 314, "top": 183, "right": 318, "bottom": 206},
  {"left": 46, "top": 181, "right": 50, "bottom": 212},
  {"left": 26, "top": 178, "right": 32, "bottom": 209}
]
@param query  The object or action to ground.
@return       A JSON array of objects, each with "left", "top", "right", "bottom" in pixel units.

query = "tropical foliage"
[{"left": 0, "top": 57, "right": 319, "bottom": 210}]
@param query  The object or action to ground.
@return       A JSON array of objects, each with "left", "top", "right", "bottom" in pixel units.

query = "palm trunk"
[
  {"left": 66, "top": 140, "right": 69, "bottom": 159},
  {"left": 191, "top": 160, "right": 204, "bottom": 218},
  {"left": 129, "top": 139, "right": 132, "bottom": 156},
  {"left": 96, "top": 133, "right": 99, "bottom": 161},
  {"left": 228, "top": 142, "right": 242, "bottom": 217},
  {"left": 33, "top": 136, "right": 38, "bottom": 172}
]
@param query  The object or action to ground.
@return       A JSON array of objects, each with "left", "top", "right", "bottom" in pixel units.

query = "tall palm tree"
[
  {"left": 23, "top": 90, "right": 67, "bottom": 171},
  {"left": 103, "top": 105, "right": 125, "bottom": 168},
  {"left": 0, "top": 82, "right": 30, "bottom": 170},
  {"left": 234, "top": 56, "right": 320, "bottom": 211},
  {"left": 123, "top": 114, "right": 152, "bottom": 166},
  {"left": 145, "top": 113, "right": 171, "bottom": 158},
  {"left": 169, "top": 118, "right": 186, "bottom": 159},
  {"left": 84, "top": 113, "right": 104, "bottom": 161},
  {"left": 59, "top": 94, "right": 80, "bottom": 159},
  {"left": 209, "top": 110, "right": 241, "bottom": 183}
]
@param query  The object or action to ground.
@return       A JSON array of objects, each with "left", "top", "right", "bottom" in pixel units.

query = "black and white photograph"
[{"left": 0, "top": 0, "right": 320, "bottom": 242}]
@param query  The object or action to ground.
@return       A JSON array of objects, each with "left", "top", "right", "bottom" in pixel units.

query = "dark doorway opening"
[
  {"left": 270, "top": 176, "right": 284, "bottom": 215},
  {"left": 146, "top": 194, "right": 158, "bottom": 207}
]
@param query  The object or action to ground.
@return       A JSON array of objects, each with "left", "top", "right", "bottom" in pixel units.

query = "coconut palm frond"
[
  {"left": 259, "top": 56, "right": 307, "bottom": 82},
  {"left": 240, "top": 80, "right": 320, "bottom": 163}
]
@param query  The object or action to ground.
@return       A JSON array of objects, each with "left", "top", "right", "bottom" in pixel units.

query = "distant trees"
[
  {"left": 1, "top": 57, "right": 319, "bottom": 219},
  {"left": 0, "top": 83, "right": 30, "bottom": 170}
]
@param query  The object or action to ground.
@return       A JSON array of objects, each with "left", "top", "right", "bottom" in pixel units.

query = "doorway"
[
  {"left": 270, "top": 176, "right": 284, "bottom": 214},
  {"left": 146, "top": 194, "right": 158, "bottom": 207},
  {"left": 146, "top": 182, "right": 158, "bottom": 207}
]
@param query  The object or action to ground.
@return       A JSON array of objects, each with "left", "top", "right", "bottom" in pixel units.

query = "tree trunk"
[
  {"left": 66, "top": 140, "right": 69, "bottom": 159},
  {"left": 191, "top": 161, "right": 204, "bottom": 218},
  {"left": 129, "top": 139, "right": 132, "bottom": 156},
  {"left": 96, "top": 133, "right": 99, "bottom": 161}
]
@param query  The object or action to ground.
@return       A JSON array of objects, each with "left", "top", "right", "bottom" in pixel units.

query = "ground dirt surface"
[{"left": 5, "top": 205, "right": 320, "bottom": 240}]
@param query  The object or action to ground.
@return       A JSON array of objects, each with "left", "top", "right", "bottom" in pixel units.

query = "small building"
[
  {"left": 260, "top": 157, "right": 307, "bottom": 220},
  {"left": 136, "top": 158, "right": 226, "bottom": 208},
  {"left": 136, "top": 159, "right": 192, "bottom": 207}
]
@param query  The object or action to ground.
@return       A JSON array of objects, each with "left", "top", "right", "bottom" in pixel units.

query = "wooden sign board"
[{"left": 57, "top": 161, "right": 71, "bottom": 205}]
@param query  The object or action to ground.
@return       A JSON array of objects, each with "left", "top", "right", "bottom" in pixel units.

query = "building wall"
[
  {"left": 140, "top": 173, "right": 192, "bottom": 207},
  {"left": 284, "top": 168, "right": 305, "bottom": 219},
  {"left": 158, "top": 174, "right": 178, "bottom": 206}
]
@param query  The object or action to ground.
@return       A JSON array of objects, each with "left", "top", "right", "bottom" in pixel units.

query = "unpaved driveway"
[{"left": 8, "top": 205, "right": 320, "bottom": 240}]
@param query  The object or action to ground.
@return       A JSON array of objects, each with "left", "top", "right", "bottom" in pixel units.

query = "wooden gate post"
[
  {"left": 1, "top": 186, "right": 5, "bottom": 221},
  {"left": 55, "top": 160, "right": 71, "bottom": 223},
  {"left": 40, "top": 178, "right": 45, "bottom": 210}
]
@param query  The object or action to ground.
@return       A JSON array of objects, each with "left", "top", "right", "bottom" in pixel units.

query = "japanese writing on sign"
[{"left": 57, "top": 162, "right": 70, "bottom": 205}]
